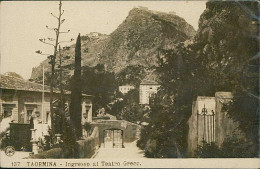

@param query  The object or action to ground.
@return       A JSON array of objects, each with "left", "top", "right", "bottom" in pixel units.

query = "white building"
[
  {"left": 139, "top": 73, "right": 160, "bottom": 105},
  {"left": 119, "top": 85, "right": 135, "bottom": 94}
]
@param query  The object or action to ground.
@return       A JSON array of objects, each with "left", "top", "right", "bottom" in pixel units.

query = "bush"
[
  {"left": 0, "top": 134, "right": 14, "bottom": 150},
  {"left": 83, "top": 122, "right": 93, "bottom": 137},
  {"left": 0, "top": 128, "right": 11, "bottom": 149},
  {"left": 221, "top": 134, "right": 258, "bottom": 158},
  {"left": 144, "top": 139, "right": 157, "bottom": 158},
  {"left": 137, "top": 126, "right": 151, "bottom": 150},
  {"left": 194, "top": 142, "right": 223, "bottom": 158},
  {"left": 0, "top": 127, "right": 9, "bottom": 139},
  {"left": 62, "top": 118, "right": 77, "bottom": 157},
  {"left": 42, "top": 127, "right": 54, "bottom": 151},
  {"left": 83, "top": 122, "right": 92, "bottom": 132},
  {"left": 194, "top": 134, "right": 258, "bottom": 158}
]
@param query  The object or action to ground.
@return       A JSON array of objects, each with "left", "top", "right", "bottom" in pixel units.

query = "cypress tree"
[{"left": 70, "top": 33, "right": 82, "bottom": 139}]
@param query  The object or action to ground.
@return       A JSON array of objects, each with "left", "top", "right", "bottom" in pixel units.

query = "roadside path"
[{"left": 93, "top": 140, "right": 146, "bottom": 159}]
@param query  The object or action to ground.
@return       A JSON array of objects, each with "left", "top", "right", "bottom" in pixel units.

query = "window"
[
  {"left": 46, "top": 111, "right": 50, "bottom": 123},
  {"left": 4, "top": 108, "right": 12, "bottom": 118},
  {"left": 27, "top": 109, "right": 33, "bottom": 123},
  {"left": 86, "top": 106, "right": 91, "bottom": 114}
]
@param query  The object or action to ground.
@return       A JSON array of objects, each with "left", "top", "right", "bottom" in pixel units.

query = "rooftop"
[
  {"left": 197, "top": 96, "right": 215, "bottom": 101},
  {"left": 215, "top": 92, "right": 233, "bottom": 103},
  {"left": 140, "top": 71, "right": 160, "bottom": 85},
  {"left": 0, "top": 73, "right": 92, "bottom": 97},
  {"left": 215, "top": 92, "right": 233, "bottom": 99}
]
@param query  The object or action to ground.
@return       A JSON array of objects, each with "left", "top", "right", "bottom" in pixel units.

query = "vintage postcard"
[{"left": 0, "top": 0, "right": 259, "bottom": 168}]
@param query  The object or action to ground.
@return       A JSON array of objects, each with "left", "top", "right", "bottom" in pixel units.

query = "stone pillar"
[
  {"left": 81, "top": 102, "right": 86, "bottom": 123},
  {"left": 31, "top": 142, "right": 38, "bottom": 154},
  {"left": 87, "top": 105, "right": 92, "bottom": 123},
  {"left": 30, "top": 129, "right": 38, "bottom": 154},
  {"left": 0, "top": 102, "right": 2, "bottom": 118}
]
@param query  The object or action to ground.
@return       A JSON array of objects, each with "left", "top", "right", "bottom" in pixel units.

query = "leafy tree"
[
  {"left": 121, "top": 88, "right": 140, "bottom": 105},
  {"left": 138, "top": 44, "right": 196, "bottom": 158},
  {"left": 109, "top": 100, "right": 125, "bottom": 117},
  {"left": 136, "top": 125, "right": 152, "bottom": 150},
  {"left": 80, "top": 64, "right": 118, "bottom": 116},
  {"left": 110, "top": 89, "right": 148, "bottom": 123},
  {"left": 116, "top": 65, "right": 148, "bottom": 87},
  {"left": 138, "top": 1, "right": 259, "bottom": 158},
  {"left": 69, "top": 34, "right": 82, "bottom": 139},
  {"left": 118, "top": 102, "right": 147, "bottom": 123}
]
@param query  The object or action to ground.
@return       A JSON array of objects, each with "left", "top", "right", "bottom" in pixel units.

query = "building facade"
[
  {"left": 0, "top": 74, "right": 93, "bottom": 140},
  {"left": 119, "top": 85, "right": 135, "bottom": 95},
  {"left": 139, "top": 72, "right": 160, "bottom": 105}
]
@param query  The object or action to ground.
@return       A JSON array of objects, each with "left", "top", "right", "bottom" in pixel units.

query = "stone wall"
[
  {"left": 139, "top": 84, "right": 160, "bottom": 104},
  {"left": 187, "top": 101, "right": 198, "bottom": 157},
  {"left": 187, "top": 92, "right": 243, "bottom": 157},
  {"left": 27, "top": 127, "right": 100, "bottom": 159},
  {"left": 27, "top": 148, "right": 71, "bottom": 159},
  {"left": 76, "top": 126, "right": 99, "bottom": 158},
  {"left": 214, "top": 92, "right": 243, "bottom": 147},
  {"left": 91, "top": 120, "right": 141, "bottom": 146}
]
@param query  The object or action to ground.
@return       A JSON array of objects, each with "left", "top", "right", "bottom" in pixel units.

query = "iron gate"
[
  {"left": 103, "top": 129, "right": 123, "bottom": 148},
  {"left": 197, "top": 104, "right": 215, "bottom": 146}
]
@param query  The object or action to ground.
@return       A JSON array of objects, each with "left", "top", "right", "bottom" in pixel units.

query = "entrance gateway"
[{"left": 103, "top": 129, "right": 123, "bottom": 148}]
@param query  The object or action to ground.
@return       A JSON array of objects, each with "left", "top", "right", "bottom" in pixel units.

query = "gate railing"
[
  {"left": 197, "top": 104, "right": 215, "bottom": 147},
  {"left": 103, "top": 129, "right": 124, "bottom": 148}
]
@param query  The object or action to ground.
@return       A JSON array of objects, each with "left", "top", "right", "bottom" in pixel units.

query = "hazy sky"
[{"left": 1, "top": 1, "right": 206, "bottom": 79}]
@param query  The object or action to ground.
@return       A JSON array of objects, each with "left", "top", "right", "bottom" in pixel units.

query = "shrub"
[
  {"left": 83, "top": 122, "right": 92, "bottom": 132},
  {"left": 137, "top": 126, "right": 151, "bottom": 150},
  {"left": 41, "top": 126, "right": 56, "bottom": 151},
  {"left": 144, "top": 139, "right": 157, "bottom": 158},
  {"left": 194, "top": 134, "right": 258, "bottom": 158},
  {"left": 221, "top": 134, "right": 258, "bottom": 158},
  {"left": 194, "top": 142, "right": 223, "bottom": 158}
]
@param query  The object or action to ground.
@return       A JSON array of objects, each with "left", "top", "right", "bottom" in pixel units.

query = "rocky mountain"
[
  {"left": 30, "top": 7, "right": 195, "bottom": 81},
  {"left": 3, "top": 72, "right": 24, "bottom": 80}
]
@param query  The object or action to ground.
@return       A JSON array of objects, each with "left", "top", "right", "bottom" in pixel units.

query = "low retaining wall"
[
  {"left": 27, "top": 148, "right": 71, "bottom": 159},
  {"left": 76, "top": 126, "right": 99, "bottom": 158},
  {"left": 27, "top": 127, "right": 99, "bottom": 159}
]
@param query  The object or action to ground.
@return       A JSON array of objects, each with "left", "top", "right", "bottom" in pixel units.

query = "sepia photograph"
[{"left": 0, "top": 0, "right": 259, "bottom": 168}]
